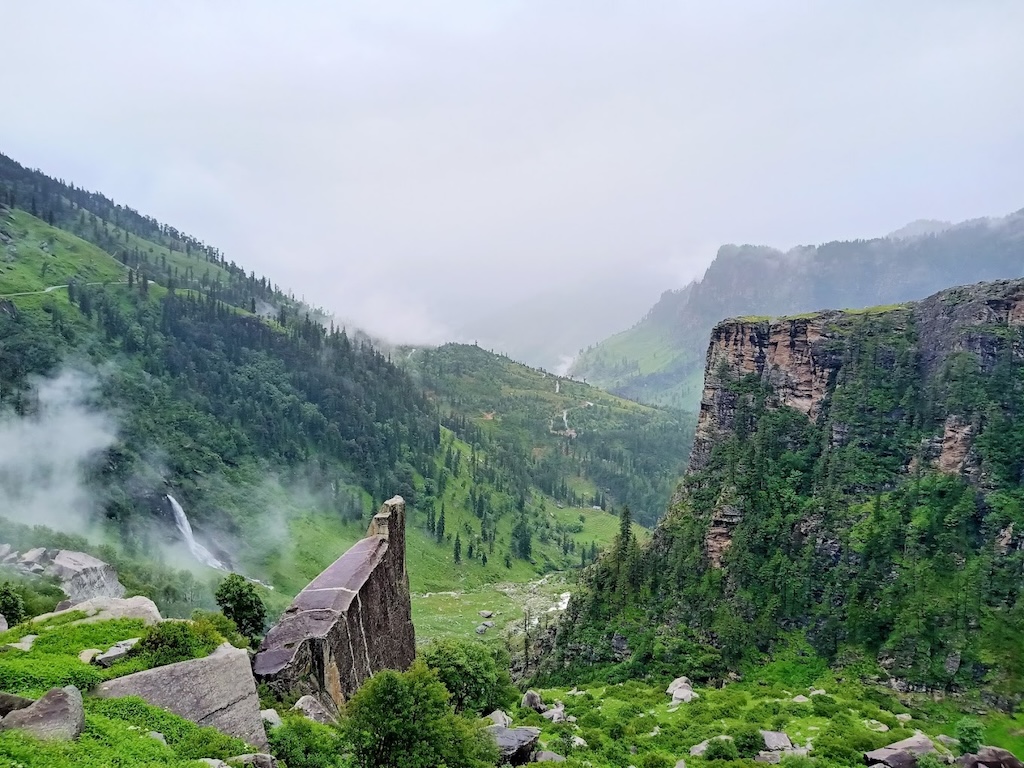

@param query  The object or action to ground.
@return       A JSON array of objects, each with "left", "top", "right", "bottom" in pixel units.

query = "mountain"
[
  {"left": 0, "top": 153, "right": 675, "bottom": 629},
  {"left": 552, "top": 278, "right": 1024, "bottom": 701},
  {"left": 571, "top": 210, "right": 1024, "bottom": 409},
  {"left": 405, "top": 343, "right": 693, "bottom": 528}
]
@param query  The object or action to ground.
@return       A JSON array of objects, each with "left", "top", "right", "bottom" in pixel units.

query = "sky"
[{"left": 4, "top": 1, "right": 1024, "bottom": 347}]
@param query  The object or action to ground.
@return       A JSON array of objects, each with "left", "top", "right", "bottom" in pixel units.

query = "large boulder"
[
  {"left": 668, "top": 676, "right": 700, "bottom": 704},
  {"left": 48, "top": 550, "right": 126, "bottom": 603},
  {"left": 865, "top": 733, "right": 941, "bottom": 768},
  {"left": 94, "top": 638, "right": 140, "bottom": 667},
  {"left": 255, "top": 497, "right": 415, "bottom": 708},
  {"left": 487, "top": 709, "right": 512, "bottom": 727},
  {"left": 291, "top": 694, "right": 339, "bottom": 725},
  {"left": 32, "top": 596, "right": 161, "bottom": 626},
  {"left": 522, "top": 689, "right": 547, "bottom": 712},
  {"left": 0, "top": 692, "right": 34, "bottom": 717},
  {"left": 485, "top": 725, "right": 541, "bottom": 765},
  {"left": 0, "top": 686, "right": 84, "bottom": 741},
  {"left": 96, "top": 643, "right": 267, "bottom": 748},
  {"left": 958, "top": 747, "right": 1024, "bottom": 768},
  {"left": 761, "top": 731, "right": 793, "bottom": 751}
]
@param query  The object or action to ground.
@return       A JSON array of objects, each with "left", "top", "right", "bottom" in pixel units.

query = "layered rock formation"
[
  {"left": 0, "top": 546, "right": 126, "bottom": 604},
  {"left": 254, "top": 496, "right": 415, "bottom": 708}
]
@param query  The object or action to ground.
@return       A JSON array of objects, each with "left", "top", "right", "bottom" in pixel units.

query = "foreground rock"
[
  {"left": 0, "top": 692, "right": 34, "bottom": 717},
  {"left": 96, "top": 643, "right": 267, "bottom": 748},
  {"left": 957, "top": 747, "right": 1024, "bottom": 768},
  {"left": 761, "top": 731, "right": 792, "bottom": 751},
  {"left": 485, "top": 725, "right": 541, "bottom": 765},
  {"left": 255, "top": 497, "right": 415, "bottom": 707},
  {"left": 94, "top": 638, "right": 140, "bottom": 667},
  {"left": 865, "top": 733, "right": 941, "bottom": 768},
  {"left": 227, "top": 754, "right": 278, "bottom": 768},
  {"left": 32, "top": 595, "right": 161, "bottom": 626},
  {"left": 0, "top": 686, "right": 84, "bottom": 741},
  {"left": 291, "top": 694, "right": 339, "bottom": 725}
]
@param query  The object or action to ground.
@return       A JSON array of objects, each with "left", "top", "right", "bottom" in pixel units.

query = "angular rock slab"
[
  {"left": 0, "top": 686, "right": 84, "bottom": 741},
  {"left": 957, "top": 747, "right": 1024, "bottom": 768},
  {"left": 865, "top": 733, "right": 940, "bottom": 768},
  {"left": 291, "top": 694, "right": 339, "bottom": 726},
  {"left": 521, "top": 689, "right": 546, "bottom": 712},
  {"left": 48, "top": 550, "right": 126, "bottom": 603},
  {"left": 761, "top": 731, "right": 793, "bottom": 751},
  {"left": 487, "top": 709, "right": 512, "bottom": 727},
  {"left": 486, "top": 725, "right": 541, "bottom": 765},
  {"left": 96, "top": 643, "right": 267, "bottom": 748}
]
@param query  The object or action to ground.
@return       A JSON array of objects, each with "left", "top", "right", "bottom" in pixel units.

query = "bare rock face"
[
  {"left": 291, "top": 694, "right": 339, "bottom": 725},
  {"left": 254, "top": 497, "right": 415, "bottom": 709},
  {"left": 31, "top": 596, "right": 161, "bottom": 626},
  {"left": 96, "top": 643, "right": 267, "bottom": 748},
  {"left": 0, "top": 686, "right": 84, "bottom": 741},
  {"left": 48, "top": 550, "right": 126, "bottom": 603}
]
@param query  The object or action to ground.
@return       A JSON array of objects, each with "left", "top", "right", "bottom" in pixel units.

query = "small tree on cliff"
[{"left": 215, "top": 573, "right": 267, "bottom": 641}]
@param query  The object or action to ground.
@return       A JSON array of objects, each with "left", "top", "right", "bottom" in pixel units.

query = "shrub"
[
  {"left": 419, "top": 638, "right": 518, "bottom": 716},
  {"left": 191, "top": 610, "right": 249, "bottom": 649},
  {"left": 130, "top": 620, "right": 221, "bottom": 668},
  {"left": 704, "top": 738, "right": 739, "bottom": 761},
  {"left": 812, "top": 694, "right": 841, "bottom": 717},
  {"left": 0, "top": 582, "right": 26, "bottom": 625},
  {"left": 918, "top": 753, "right": 946, "bottom": 768},
  {"left": 955, "top": 718, "right": 984, "bottom": 755},
  {"left": 729, "top": 723, "right": 765, "bottom": 757},
  {"left": 269, "top": 715, "right": 347, "bottom": 768},
  {"left": 639, "top": 752, "right": 674, "bottom": 768}
]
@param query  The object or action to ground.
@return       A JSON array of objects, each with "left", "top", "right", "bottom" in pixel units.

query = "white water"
[
  {"left": 562, "top": 410, "right": 569, "bottom": 430},
  {"left": 547, "top": 592, "right": 571, "bottom": 612},
  {"left": 166, "top": 495, "right": 229, "bottom": 571}
]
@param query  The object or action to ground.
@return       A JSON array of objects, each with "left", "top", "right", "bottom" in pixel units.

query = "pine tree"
[
  {"left": 454, "top": 532, "right": 462, "bottom": 563},
  {"left": 436, "top": 504, "right": 446, "bottom": 543}
]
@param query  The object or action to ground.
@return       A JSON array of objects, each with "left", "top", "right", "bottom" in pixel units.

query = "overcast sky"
[{"left": 4, "top": 2, "right": 1023, "bottom": 344}]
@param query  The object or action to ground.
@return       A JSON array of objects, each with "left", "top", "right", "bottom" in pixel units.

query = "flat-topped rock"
[
  {"left": 32, "top": 596, "right": 161, "bottom": 626},
  {"left": 255, "top": 497, "right": 415, "bottom": 708},
  {"left": 485, "top": 725, "right": 540, "bottom": 765},
  {"left": 96, "top": 643, "right": 266, "bottom": 748},
  {"left": 865, "top": 733, "right": 940, "bottom": 768}
]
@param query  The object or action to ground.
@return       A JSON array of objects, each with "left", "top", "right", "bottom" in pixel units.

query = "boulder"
[
  {"left": 32, "top": 596, "right": 162, "bottom": 626},
  {"left": 522, "top": 689, "right": 547, "bottom": 712},
  {"left": 937, "top": 736, "right": 961, "bottom": 749},
  {"left": 261, "top": 709, "right": 283, "bottom": 730},
  {"left": 8, "top": 634, "right": 37, "bottom": 651},
  {"left": 756, "top": 753, "right": 781, "bottom": 764},
  {"left": 535, "top": 751, "right": 566, "bottom": 762},
  {"left": 96, "top": 643, "right": 267, "bottom": 748},
  {"left": 666, "top": 676, "right": 692, "bottom": 695},
  {"left": 792, "top": 694, "right": 810, "bottom": 703},
  {"left": 479, "top": 610, "right": 493, "bottom": 618},
  {"left": 865, "top": 733, "right": 940, "bottom": 768},
  {"left": 227, "top": 754, "right": 277, "bottom": 768},
  {"left": 482, "top": 621, "right": 495, "bottom": 628},
  {"left": 18, "top": 547, "right": 48, "bottom": 567},
  {"left": 199, "top": 761, "right": 230, "bottom": 768},
  {"left": 94, "top": 638, "right": 140, "bottom": 667},
  {"left": 0, "top": 692, "right": 35, "bottom": 717},
  {"left": 572, "top": 735, "right": 588, "bottom": 748},
  {"left": 957, "top": 747, "right": 1024, "bottom": 768},
  {"left": 475, "top": 624, "right": 488, "bottom": 634},
  {"left": 79, "top": 648, "right": 101, "bottom": 664},
  {"left": 897, "top": 714, "right": 913, "bottom": 723},
  {"left": 487, "top": 709, "right": 512, "bottom": 727},
  {"left": 541, "top": 704, "right": 566, "bottom": 723},
  {"left": 676, "top": 761, "right": 687, "bottom": 768},
  {"left": 761, "top": 731, "right": 792, "bottom": 751},
  {"left": 0, "top": 686, "right": 84, "bottom": 741},
  {"left": 48, "top": 550, "right": 126, "bottom": 603},
  {"left": 485, "top": 725, "right": 541, "bottom": 765},
  {"left": 292, "top": 694, "right": 338, "bottom": 725}
]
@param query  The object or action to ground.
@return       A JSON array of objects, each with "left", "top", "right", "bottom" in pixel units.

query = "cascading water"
[{"left": 166, "top": 494, "right": 228, "bottom": 572}]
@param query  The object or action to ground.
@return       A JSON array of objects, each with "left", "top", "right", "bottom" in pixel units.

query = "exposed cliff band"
[{"left": 254, "top": 496, "right": 416, "bottom": 709}]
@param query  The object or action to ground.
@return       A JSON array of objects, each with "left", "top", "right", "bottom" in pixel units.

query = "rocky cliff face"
[{"left": 254, "top": 496, "right": 415, "bottom": 709}]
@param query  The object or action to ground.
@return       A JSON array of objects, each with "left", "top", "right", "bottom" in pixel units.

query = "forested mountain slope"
[
  {"left": 0, "top": 157, "right": 645, "bottom": 627},
  {"left": 406, "top": 343, "right": 693, "bottom": 528},
  {"left": 571, "top": 211, "right": 1024, "bottom": 409},
  {"left": 553, "top": 279, "right": 1024, "bottom": 701}
]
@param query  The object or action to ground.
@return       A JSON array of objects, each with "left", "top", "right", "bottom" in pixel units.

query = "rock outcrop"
[
  {"left": 957, "top": 746, "right": 1024, "bottom": 768},
  {"left": 0, "top": 686, "right": 85, "bottom": 741},
  {"left": 254, "top": 496, "right": 415, "bottom": 709},
  {"left": 864, "top": 733, "right": 941, "bottom": 768},
  {"left": 0, "top": 547, "right": 126, "bottom": 604},
  {"left": 31, "top": 596, "right": 161, "bottom": 626},
  {"left": 96, "top": 643, "right": 267, "bottom": 748},
  {"left": 485, "top": 724, "right": 541, "bottom": 765}
]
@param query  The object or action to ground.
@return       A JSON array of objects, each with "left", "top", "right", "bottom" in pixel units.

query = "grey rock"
[
  {"left": 486, "top": 709, "right": 512, "bottom": 727},
  {"left": 541, "top": 705, "right": 565, "bottom": 723},
  {"left": 261, "top": 709, "right": 283, "bottom": 730},
  {"left": 691, "top": 736, "right": 733, "bottom": 757},
  {"left": 761, "top": 731, "right": 792, "bottom": 751},
  {"left": 957, "top": 747, "right": 1024, "bottom": 768},
  {"left": 479, "top": 610, "right": 493, "bottom": 618},
  {"left": 291, "top": 694, "right": 338, "bottom": 725},
  {"left": 48, "top": 550, "right": 126, "bottom": 604},
  {"left": 522, "top": 689, "right": 546, "bottom": 712},
  {"left": 475, "top": 624, "right": 488, "bottom": 634},
  {"left": 666, "top": 676, "right": 692, "bottom": 695},
  {"left": 0, "top": 685, "right": 84, "bottom": 741},
  {"left": 0, "top": 544, "right": 10, "bottom": 560},
  {"left": 756, "top": 752, "right": 781, "bottom": 764},
  {"left": 865, "top": 733, "right": 939, "bottom": 768},
  {"left": 96, "top": 643, "right": 267, "bottom": 748},
  {"left": 937, "top": 735, "right": 961, "bottom": 748},
  {"left": 95, "top": 637, "right": 140, "bottom": 667},
  {"left": 485, "top": 725, "right": 540, "bottom": 765},
  {"left": 199, "top": 761, "right": 230, "bottom": 768},
  {"left": 0, "top": 614, "right": 7, "bottom": 632},
  {"left": 897, "top": 714, "right": 913, "bottom": 723},
  {"left": 572, "top": 735, "right": 588, "bottom": 748},
  {"left": 676, "top": 761, "right": 687, "bottom": 768},
  {"left": 148, "top": 731, "right": 167, "bottom": 744},
  {"left": 792, "top": 694, "right": 810, "bottom": 703},
  {"left": 79, "top": 648, "right": 101, "bottom": 664},
  {"left": 32, "top": 596, "right": 162, "bottom": 626},
  {"left": 535, "top": 751, "right": 566, "bottom": 762},
  {"left": 944, "top": 652, "right": 962, "bottom": 677},
  {"left": 8, "top": 634, "right": 37, "bottom": 651},
  {"left": 0, "top": 692, "right": 35, "bottom": 717},
  {"left": 255, "top": 497, "right": 415, "bottom": 709},
  {"left": 18, "top": 547, "right": 48, "bottom": 567},
  {"left": 227, "top": 754, "right": 277, "bottom": 768},
  {"left": 482, "top": 621, "right": 495, "bottom": 628}
]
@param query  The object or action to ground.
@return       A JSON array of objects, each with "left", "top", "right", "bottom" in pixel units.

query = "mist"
[{"left": 0, "top": 369, "right": 117, "bottom": 534}]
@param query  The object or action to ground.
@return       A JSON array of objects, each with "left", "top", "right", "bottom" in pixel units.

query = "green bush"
[
  {"left": 130, "top": 620, "right": 221, "bottom": 668},
  {"left": 917, "top": 753, "right": 946, "bottom": 768},
  {"left": 268, "top": 715, "right": 347, "bottom": 768},
  {"left": 191, "top": 610, "right": 249, "bottom": 649},
  {"left": 812, "top": 694, "right": 841, "bottom": 717},
  {"left": 0, "top": 653, "right": 104, "bottom": 696},
  {"left": 955, "top": 718, "right": 984, "bottom": 755},
  {"left": 419, "top": 638, "right": 518, "bottom": 716},
  {"left": 729, "top": 723, "right": 765, "bottom": 757},
  {"left": 704, "top": 738, "right": 739, "bottom": 761},
  {"left": 639, "top": 752, "right": 674, "bottom": 768},
  {"left": 215, "top": 573, "right": 267, "bottom": 641},
  {"left": 0, "top": 582, "right": 26, "bottom": 625}
]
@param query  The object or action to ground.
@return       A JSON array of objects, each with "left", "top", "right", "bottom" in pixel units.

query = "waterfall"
[{"left": 166, "top": 495, "right": 228, "bottom": 572}]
